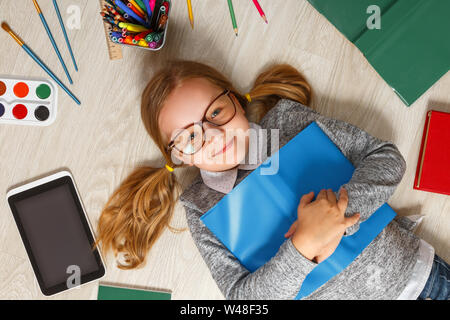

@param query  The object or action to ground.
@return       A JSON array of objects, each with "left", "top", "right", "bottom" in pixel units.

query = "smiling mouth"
[{"left": 213, "top": 137, "right": 235, "bottom": 157}]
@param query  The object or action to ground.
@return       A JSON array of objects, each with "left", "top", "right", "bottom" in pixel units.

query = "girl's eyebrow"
[{"left": 181, "top": 90, "right": 225, "bottom": 127}]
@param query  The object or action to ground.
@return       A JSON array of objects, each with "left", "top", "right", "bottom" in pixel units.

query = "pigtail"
[
  {"left": 245, "top": 64, "right": 312, "bottom": 123},
  {"left": 94, "top": 164, "right": 184, "bottom": 270}
]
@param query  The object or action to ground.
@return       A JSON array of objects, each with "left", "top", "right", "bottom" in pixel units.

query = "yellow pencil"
[{"left": 187, "top": 0, "right": 194, "bottom": 29}]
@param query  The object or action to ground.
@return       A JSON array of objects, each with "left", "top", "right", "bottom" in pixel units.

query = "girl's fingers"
[
  {"left": 326, "top": 189, "right": 336, "bottom": 203},
  {"left": 337, "top": 187, "right": 349, "bottom": 213},
  {"left": 284, "top": 221, "right": 298, "bottom": 238},
  {"left": 299, "top": 191, "right": 315, "bottom": 208},
  {"left": 344, "top": 213, "right": 360, "bottom": 228},
  {"left": 316, "top": 189, "right": 327, "bottom": 201}
]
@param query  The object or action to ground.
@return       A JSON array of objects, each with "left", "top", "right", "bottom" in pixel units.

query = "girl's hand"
[
  {"left": 286, "top": 188, "right": 360, "bottom": 261},
  {"left": 284, "top": 221, "right": 298, "bottom": 239},
  {"left": 313, "top": 231, "right": 344, "bottom": 263},
  {"left": 285, "top": 223, "right": 344, "bottom": 263}
]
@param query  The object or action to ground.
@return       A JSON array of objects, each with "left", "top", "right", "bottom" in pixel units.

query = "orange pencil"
[
  {"left": 129, "top": 0, "right": 146, "bottom": 16},
  {"left": 127, "top": 2, "right": 145, "bottom": 19}
]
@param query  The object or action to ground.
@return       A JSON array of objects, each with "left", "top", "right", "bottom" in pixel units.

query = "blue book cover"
[{"left": 200, "top": 122, "right": 396, "bottom": 298}]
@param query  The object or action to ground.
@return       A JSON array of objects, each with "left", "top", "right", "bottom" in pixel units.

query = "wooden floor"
[{"left": 0, "top": 0, "right": 448, "bottom": 300}]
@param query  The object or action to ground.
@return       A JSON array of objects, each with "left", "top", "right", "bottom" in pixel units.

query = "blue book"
[{"left": 201, "top": 122, "right": 396, "bottom": 299}]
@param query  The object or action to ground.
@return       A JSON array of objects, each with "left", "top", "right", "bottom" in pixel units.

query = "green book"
[
  {"left": 307, "top": 0, "right": 450, "bottom": 106},
  {"left": 97, "top": 284, "right": 171, "bottom": 300}
]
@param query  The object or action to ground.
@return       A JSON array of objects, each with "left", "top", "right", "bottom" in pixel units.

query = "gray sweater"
[{"left": 179, "top": 99, "right": 422, "bottom": 300}]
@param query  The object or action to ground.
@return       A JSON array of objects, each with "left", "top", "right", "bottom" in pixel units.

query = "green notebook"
[
  {"left": 307, "top": 0, "right": 450, "bottom": 106},
  {"left": 97, "top": 284, "right": 171, "bottom": 300}
]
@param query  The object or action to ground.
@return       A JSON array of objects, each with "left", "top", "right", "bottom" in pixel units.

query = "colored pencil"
[
  {"left": 154, "top": 5, "right": 166, "bottom": 29},
  {"left": 118, "top": 22, "right": 149, "bottom": 32},
  {"left": 157, "top": 14, "right": 168, "bottom": 31},
  {"left": 127, "top": 3, "right": 145, "bottom": 20},
  {"left": 150, "top": 0, "right": 156, "bottom": 12},
  {"left": 102, "top": 12, "right": 120, "bottom": 26},
  {"left": 114, "top": 0, "right": 150, "bottom": 27},
  {"left": 134, "top": 30, "right": 151, "bottom": 41},
  {"left": 53, "top": 0, "right": 78, "bottom": 72},
  {"left": 252, "top": 0, "right": 268, "bottom": 24},
  {"left": 129, "top": 0, "right": 146, "bottom": 17},
  {"left": 105, "top": 5, "right": 126, "bottom": 22},
  {"left": 162, "top": 1, "right": 170, "bottom": 13},
  {"left": 144, "top": 0, "right": 152, "bottom": 21},
  {"left": 134, "top": 0, "right": 147, "bottom": 13},
  {"left": 31, "top": 0, "right": 73, "bottom": 84},
  {"left": 2, "top": 23, "right": 81, "bottom": 105},
  {"left": 227, "top": 0, "right": 238, "bottom": 36},
  {"left": 186, "top": 0, "right": 194, "bottom": 29}
]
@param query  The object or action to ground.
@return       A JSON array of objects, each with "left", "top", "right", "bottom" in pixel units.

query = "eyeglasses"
[{"left": 167, "top": 90, "right": 237, "bottom": 155}]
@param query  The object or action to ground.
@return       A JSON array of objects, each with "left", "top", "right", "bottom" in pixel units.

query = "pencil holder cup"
[{"left": 108, "top": 0, "right": 171, "bottom": 52}]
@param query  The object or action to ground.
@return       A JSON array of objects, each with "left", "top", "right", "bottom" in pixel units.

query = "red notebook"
[{"left": 414, "top": 110, "right": 450, "bottom": 196}]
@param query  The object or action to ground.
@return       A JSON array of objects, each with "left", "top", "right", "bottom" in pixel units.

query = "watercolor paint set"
[{"left": 0, "top": 76, "right": 58, "bottom": 126}]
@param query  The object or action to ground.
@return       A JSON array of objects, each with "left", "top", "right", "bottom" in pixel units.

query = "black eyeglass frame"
[{"left": 166, "top": 89, "right": 237, "bottom": 155}]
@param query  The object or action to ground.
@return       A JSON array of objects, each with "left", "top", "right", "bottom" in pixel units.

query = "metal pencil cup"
[{"left": 110, "top": 0, "right": 171, "bottom": 52}]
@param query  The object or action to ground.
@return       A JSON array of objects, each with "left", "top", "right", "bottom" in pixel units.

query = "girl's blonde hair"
[{"left": 94, "top": 60, "right": 311, "bottom": 269}]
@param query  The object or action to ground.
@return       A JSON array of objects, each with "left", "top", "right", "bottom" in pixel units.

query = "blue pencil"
[
  {"left": 2, "top": 23, "right": 81, "bottom": 105},
  {"left": 53, "top": 0, "right": 78, "bottom": 72},
  {"left": 31, "top": 0, "right": 73, "bottom": 85},
  {"left": 144, "top": 0, "right": 152, "bottom": 22}
]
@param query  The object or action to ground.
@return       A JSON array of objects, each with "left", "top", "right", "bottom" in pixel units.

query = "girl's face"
[{"left": 159, "top": 78, "right": 250, "bottom": 172}]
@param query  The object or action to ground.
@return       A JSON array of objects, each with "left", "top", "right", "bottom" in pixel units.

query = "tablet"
[{"left": 7, "top": 171, "right": 105, "bottom": 296}]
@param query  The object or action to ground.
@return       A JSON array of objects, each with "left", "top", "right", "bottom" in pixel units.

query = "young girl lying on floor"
[{"left": 95, "top": 60, "right": 449, "bottom": 300}]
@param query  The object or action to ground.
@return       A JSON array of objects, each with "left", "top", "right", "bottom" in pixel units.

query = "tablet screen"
[{"left": 8, "top": 175, "right": 105, "bottom": 296}]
